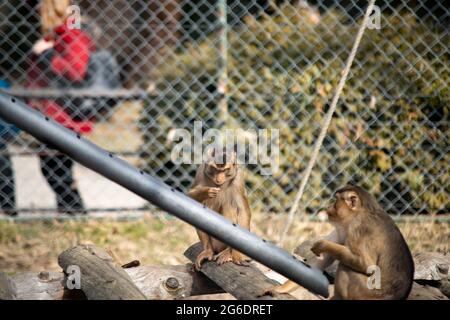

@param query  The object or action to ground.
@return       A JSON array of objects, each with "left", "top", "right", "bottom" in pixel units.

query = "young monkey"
[
  {"left": 188, "top": 148, "right": 251, "bottom": 270},
  {"left": 268, "top": 185, "right": 414, "bottom": 300}
]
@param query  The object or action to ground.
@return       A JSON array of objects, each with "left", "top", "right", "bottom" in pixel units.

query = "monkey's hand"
[
  {"left": 208, "top": 187, "right": 220, "bottom": 198},
  {"left": 311, "top": 240, "right": 330, "bottom": 257},
  {"left": 195, "top": 249, "right": 215, "bottom": 270}
]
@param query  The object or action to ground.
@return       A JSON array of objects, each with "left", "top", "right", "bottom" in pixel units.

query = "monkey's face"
[
  {"left": 205, "top": 149, "right": 237, "bottom": 186},
  {"left": 327, "top": 191, "right": 362, "bottom": 223},
  {"left": 205, "top": 162, "right": 237, "bottom": 186}
]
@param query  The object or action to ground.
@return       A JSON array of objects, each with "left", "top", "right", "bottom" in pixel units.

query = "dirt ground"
[{"left": 0, "top": 212, "right": 448, "bottom": 275}]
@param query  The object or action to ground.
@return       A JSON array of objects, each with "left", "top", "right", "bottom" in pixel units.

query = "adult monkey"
[
  {"left": 268, "top": 185, "right": 414, "bottom": 300},
  {"left": 188, "top": 148, "right": 251, "bottom": 270}
]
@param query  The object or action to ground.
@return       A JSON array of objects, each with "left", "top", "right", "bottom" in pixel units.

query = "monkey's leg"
[
  {"left": 229, "top": 250, "right": 250, "bottom": 265},
  {"left": 262, "top": 232, "right": 341, "bottom": 297},
  {"left": 195, "top": 230, "right": 215, "bottom": 270},
  {"left": 264, "top": 280, "right": 300, "bottom": 296},
  {"left": 221, "top": 205, "right": 251, "bottom": 265},
  {"left": 330, "top": 294, "right": 341, "bottom": 300},
  {"left": 214, "top": 247, "right": 250, "bottom": 266},
  {"left": 215, "top": 247, "right": 233, "bottom": 265}
]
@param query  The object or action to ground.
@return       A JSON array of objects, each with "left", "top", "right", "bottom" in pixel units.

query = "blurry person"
[
  {"left": 0, "top": 77, "right": 19, "bottom": 216},
  {"left": 26, "top": 0, "right": 95, "bottom": 214}
]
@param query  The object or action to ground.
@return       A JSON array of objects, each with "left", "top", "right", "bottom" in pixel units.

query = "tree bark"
[
  {"left": 58, "top": 245, "right": 146, "bottom": 300},
  {"left": 184, "top": 242, "right": 296, "bottom": 300}
]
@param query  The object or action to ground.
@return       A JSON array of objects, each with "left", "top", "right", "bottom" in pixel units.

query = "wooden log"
[
  {"left": 413, "top": 252, "right": 450, "bottom": 281},
  {"left": 0, "top": 265, "right": 223, "bottom": 300},
  {"left": 0, "top": 273, "right": 16, "bottom": 300},
  {"left": 0, "top": 271, "right": 84, "bottom": 300},
  {"left": 125, "top": 265, "right": 223, "bottom": 299},
  {"left": 408, "top": 282, "right": 449, "bottom": 300},
  {"left": 184, "top": 242, "right": 296, "bottom": 300},
  {"left": 58, "top": 245, "right": 146, "bottom": 300},
  {"left": 0, "top": 273, "right": 15, "bottom": 300},
  {"left": 3, "top": 263, "right": 447, "bottom": 300},
  {"left": 437, "top": 279, "right": 450, "bottom": 298}
]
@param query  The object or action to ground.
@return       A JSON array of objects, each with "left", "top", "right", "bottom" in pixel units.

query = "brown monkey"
[
  {"left": 267, "top": 185, "right": 414, "bottom": 300},
  {"left": 188, "top": 149, "right": 251, "bottom": 270}
]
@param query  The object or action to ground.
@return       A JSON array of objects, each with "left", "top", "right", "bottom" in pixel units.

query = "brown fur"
[
  {"left": 267, "top": 185, "right": 414, "bottom": 300},
  {"left": 188, "top": 150, "right": 251, "bottom": 270}
]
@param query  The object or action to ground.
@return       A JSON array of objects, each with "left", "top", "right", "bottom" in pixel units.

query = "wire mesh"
[{"left": 0, "top": 0, "right": 448, "bottom": 217}]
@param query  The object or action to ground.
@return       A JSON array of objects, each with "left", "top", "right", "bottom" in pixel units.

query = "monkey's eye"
[{"left": 206, "top": 166, "right": 217, "bottom": 175}]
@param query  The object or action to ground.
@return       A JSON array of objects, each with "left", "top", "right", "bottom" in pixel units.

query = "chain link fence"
[{"left": 0, "top": 0, "right": 448, "bottom": 218}]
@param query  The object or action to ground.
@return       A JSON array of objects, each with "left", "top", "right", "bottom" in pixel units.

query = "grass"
[
  {"left": 88, "top": 101, "right": 143, "bottom": 154},
  {"left": 0, "top": 212, "right": 448, "bottom": 274}
]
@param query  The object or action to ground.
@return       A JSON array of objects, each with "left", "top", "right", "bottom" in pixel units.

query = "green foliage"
[{"left": 140, "top": 8, "right": 449, "bottom": 214}]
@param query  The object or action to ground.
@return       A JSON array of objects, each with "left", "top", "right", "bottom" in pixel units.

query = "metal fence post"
[{"left": 217, "top": 0, "right": 228, "bottom": 127}]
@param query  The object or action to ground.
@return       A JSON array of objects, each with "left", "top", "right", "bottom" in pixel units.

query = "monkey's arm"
[
  {"left": 235, "top": 195, "right": 251, "bottom": 230},
  {"left": 188, "top": 186, "right": 213, "bottom": 203},
  {"left": 312, "top": 240, "right": 368, "bottom": 274},
  {"left": 308, "top": 229, "right": 341, "bottom": 269}
]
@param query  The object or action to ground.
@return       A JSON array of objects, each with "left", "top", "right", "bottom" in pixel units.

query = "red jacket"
[{"left": 27, "top": 23, "right": 95, "bottom": 134}]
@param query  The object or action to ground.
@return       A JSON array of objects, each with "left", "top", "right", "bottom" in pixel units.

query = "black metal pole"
[{"left": 0, "top": 93, "right": 329, "bottom": 297}]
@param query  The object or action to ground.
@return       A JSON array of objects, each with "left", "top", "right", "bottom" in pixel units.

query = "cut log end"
[{"left": 58, "top": 245, "right": 146, "bottom": 300}]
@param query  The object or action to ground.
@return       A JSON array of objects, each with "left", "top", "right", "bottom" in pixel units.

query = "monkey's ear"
[{"left": 345, "top": 191, "right": 360, "bottom": 211}]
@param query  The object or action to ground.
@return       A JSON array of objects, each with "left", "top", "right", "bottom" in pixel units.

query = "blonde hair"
[{"left": 40, "top": 0, "right": 72, "bottom": 34}]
